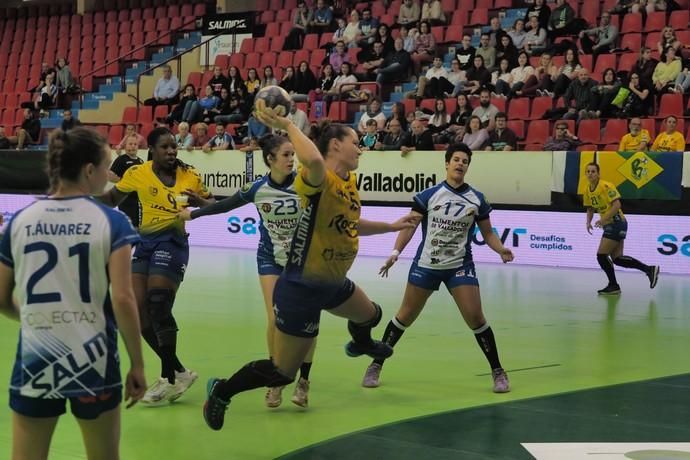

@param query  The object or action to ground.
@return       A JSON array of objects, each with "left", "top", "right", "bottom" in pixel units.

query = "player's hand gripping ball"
[{"left": 254, "top": 85, "right": 292, "bottom": 117}]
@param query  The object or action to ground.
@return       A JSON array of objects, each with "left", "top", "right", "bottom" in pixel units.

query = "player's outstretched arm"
[
  {"left": 108, "top": 244, "right": 146, "bottom": 408},
  {"left": 179, "top": 192, "right": 248, "bottom": 221},
  {"left": 477, "top": 218, "right": 514, "bottom": 263},
  {"left": 0, "top": 264, "right": 19, "bottom": 321},
  {"left": 359, "top": 212, "right": 418, "bottom": 236},
  {"left": 96, "top": 187, "right": 130, "bottom": 208},
  {"left": 379, "top": 211, "right": 423, "bottom": 277}
]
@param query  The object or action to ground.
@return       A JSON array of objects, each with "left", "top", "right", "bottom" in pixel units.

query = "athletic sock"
[
  {"left": 373, "top": 317, "right": 408, "bottom": 366},
  {"left": 613, "top": 255, "right": 650, "bottom": 273},
  {"left": 141, "top": 327, "right": 162, "bottom": 358},
  {"left": 597, "top": 253, "right": 618, "bottom": 286},
  {"left": 299, "top": 362, "right": 312, "bottom": 381},
  {"left": 347, "top": 303, "right": 383, "bottom": 346},
  {"left": 160, "top": 345, "right": 177, "bottom": 384},
  {"left": 215, "top": 359, "right": 289, "bottom": 401},
  {"left": 473, "top": 323, "right": 502, "bottom": 370}
]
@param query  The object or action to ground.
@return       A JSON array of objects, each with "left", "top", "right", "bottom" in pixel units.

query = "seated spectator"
[
  {"left": 7, "top": 109, "right": 41, "bottom": 150},
  {"left": 245, "top": 115, "right": 269, "bottom": 143},
  {"left": 552, "top": 48, "right": 582, "bottom": 100},
  {"left": 487, "top": 17, "right": 507, "bottom": 48},
  {"left": 342, "top": 10, "right": 363, "bottom": 49},
  {"left": 359, "top": 119, "right": 381, "bottom": 150},
  {"left": 376, "top": 24, "right": 396, "bottom": 56},
  {"left": 208, "top": 66, "right": 230, "bottom": 97},
  {"left": 452, "top": 55, "right": 490, "bottom": 96},
  {"left": 448, "top": 94, "right": 473, "bottom": 131},
  {"left": 227, "top": 66, "right": 244, "bottom": 94},
  {"left": 292, "top": 61, "right": 318, "bottom": 103},
  {"left": 482, "top": 112, "right": 517, "bottom": 151},
  {"left": 210, "top": 87, "right": 232, "bottom": 124},
  {"left": 462, "top": 115, "right": 489, "bottom": 150},
  {"left": 329, "top": 41, "right": 350, "bottom": 71},
  {"left": 428, "top": 98, "right": 451, "bottom": 143},
  {"left": 491, "top": 58, "right": 513, "bottom": 97},
  {"left": 239, "top": 137, "right": 260, "bottom": 153},
  {"left": 358, "top": 97, "right": 386, "bottom": 133},
  {"left": 523, "top": 15, "right": 547, "bottom": 55},
  {"left": 653, "top": 46, "right": 682, "bottom": 95},
  {"left": 520, "top": 52, "right": 558, "bottom": 96},
  {"left": 325, "top": 62, "right": 358, "bottom": 104},
  {"left": 476, "top": 33, "right": 496, "bottom": 71},
  {"left": 215, "top": 93, "right": 247, "bottom": 124},
  {"left": 618, "top": 72, "right": 651, "bottom": 117},
  {"left": 260, "top": 66, "right": 278, "bottom": 89},
  {"left": 203, "top": 124, "right": 236, "bottom": 152},
  {"left": 184, "top": 84, "right": 220, "bottom": 123},
  {"left": 192, "top": 123, "right": 210, "bottom": 150},
  {"left": 631, "top": 47, "right": 658, "bottom": 89},
  {"left": 421, "top": 0, "right": 446, "bottom": 26},
  {"left": 508, "top": 19, "right": 528, "bottom": 50},
  {"left": 562, "top": 68, "right": 598, "bottom": 121},
  {"left": 357, "top": 8, "right": 380, "bottom": 48},
  {"left": 330, "top": 18, "right": 348, "bottom": 50},
  {"left": 651, "top": 115, "right": 685, "bottom": 151},
  {"left": 496, "top": 35, "right": 519, "bottom": 69},
  {"left": 144, "top": 65, "right": 180, "bottom": 106},
  {"left": 375, "top": 38, "right": 412, "bottom": 84},
  {"left": 61, "top": 109, "right": 81, "bottom": 132},
  {"left": 618, "top": 118, "right": 651, "bottom": 151},
  {"left": 308, "top": 64, "right": 336, "bottom": 104},
  {"left": 411, "top": 21, "right": 438, "bottom": 76},
  {"left": 399, "top": 25, "right": 418, "bottom": 54},
  {"left": 0, "top": 126, "right": 11, "bottom": 149},
  {"left": 524, "top": 0, "right": 550, "bottom": 32},
  {"left": 55, "top": 57, "right": 76, "bottom": 97},
  {"left": 175, "top": 122, "right": 194, "bottom": 150},
  {"left": 397, "top": 0, "right": 421, "bottom": 28},
  {"left": 673, "top": 64, "right": 690, "bottom": 94},
  {"left": 543, "top": 121, "right": 581, "bottom": 150},
  {"left": 548, "top": 0, "right": 586, "bottom": 40},
  {"left": 284, "top": 1, "right": 312, "bottom": 50},
  {"left": 401, "top": 119, "right": 434, "bottom": 155},
  {"left": 417, "top": 56, "right": 454, "bottom": 99},
  {"left": 509, "top": 51, "right": 535, "bottom": 96},
  {"left": 657, "top": 27, "right": 682, "bottom": 55},
  {"left": 472, "top": 89, "right": 499, "bottom": 129},
  {"left": 359, "top": 41, "right": 386, "bottom": 81},
  {"left": 590, "top": 68, "right": 621, "bottom": 118},
  {"left": 32, "top": 62, "right": 55, "bottom": 93},
  {"left": 456, "top": 34, "right": 476, "bottom": 71},
  {"left": 35, "top": 73, "right": 58, "bottom": 115},
  {"left": 308, "top": 0, "right": 333, "bottom": 35},
  {"left": 167, "top": 84, "right": 197, "bottom": 125},
  {"left": 376, "top": 118, "right": 409, "bottom": 150},
  {"left": 385, "top": 102, "right": 408, "bottom": 132},
  {"left": 115, "top": 124, "right": 147, "bottom": 153},
  {"left": 108, "top": 135, "right": 143, "bottom": 196},
  {"left": 578, "top": 12, "right": 618, "bottom": 58},
  {"left": 287, "top": 100, "right": 310, "bottom": 135}
]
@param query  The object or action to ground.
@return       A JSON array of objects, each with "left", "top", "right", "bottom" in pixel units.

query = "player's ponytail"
[
  {"left": 310, "top": 120, "right": 352, "bottom": 158},
  {"left": 46, "top": 127, "right": 108, "bottom": 192},
  {"left": 258, "top": 133, "right": 289, "bottom": 167}
]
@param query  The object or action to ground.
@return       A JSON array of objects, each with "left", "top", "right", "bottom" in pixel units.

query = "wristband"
[{"left": 391, "top": 249, "right": 400, "bottom": 257}]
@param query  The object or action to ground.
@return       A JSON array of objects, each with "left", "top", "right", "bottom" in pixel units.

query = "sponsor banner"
[
  {"left": 202, "top": 12, "right": 254, "bottom": 35},
  {"left": 522, "top": 443, "right": 690, "bottom": 460},
  {"left": 177, "top": 149, "right": 255, "bottom": 196},
  {"left": 1, "top": 195, "right": 687, "bottom": 274}
]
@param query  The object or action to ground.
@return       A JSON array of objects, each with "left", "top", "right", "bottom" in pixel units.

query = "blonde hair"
[{"left": 178, "top": 122, "right": 190, "bottom": 131}]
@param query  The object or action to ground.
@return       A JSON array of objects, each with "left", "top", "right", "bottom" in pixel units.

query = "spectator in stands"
[
  {"left": 449, "top": 94, "right": 473, "bottom": 129},
  {"left": 487, "top": 17, "right": 507, "bottom": 49},
  {"left": 211, "top": 87, "right": 233, "bottom": 123},
  {"left": 428, "top": 98, "right": 451, "bottom": 143},
  {"left": 359, "top": 41, "right": 387, "bottom": 81},
  {"left": 631, "top": 47, "right": 658, "bottom": 90},
  {"left": 653, "top": 46, "right": 682, "bottom": 95},
  {"left": 508, "top": 19, "right": 528, "bottom": 50},
  {"left": 657, "top": 27, "right": 682, "bottom": 56},
  {"left": 325, "top": 62, "right": 358, "bottom": 103},
  {"left": 308, "top": 64, "right": 335, "bottom": 104},
  {"left": 651, "top": 115, "right": 685, "bottom": 151},
  {"left": 552, "top": 48, "right": 582, "bottom": 100},
  {"left": 397, "top": 0, "right": 421, "bottom": 28},
  {"left": 609, "top": 0, "right": 643, "bottom": 14},
  {"left": 359, "top": 119, "right": 381, "bottom": 150},
  {"left": 343, "top": 9, "right": 363, "bottom": 48},
  {"left": 619, "top": 72, "right": 651, "bottom": 117},
  {"left": 216, "top": 93, "right": 248, "bottom": 124},
  {"left": 401, "top": 119, "right": 434, "bottom": 155},
  {"left": 421, "top": 0, "right": 446, "bottom": 26},
  {"left": 144, "top": 65, "right": 180, "bottom": 107},
  {"left": 385, "top": 102, "right": 408, "bottom": 132},
  {"left": 357, "top": 7, "right": 380, "bottom": 47},
  {"left": 292, "top": 61, "right": 318, "bottom": 103},
  {"left": 166, "top": 84, "right": 197, "bottom": 125},
  {"left": 410, "top": 21, "right": 436, "bottom": 75},
  {"left": 184, "top": 84, "right": 220, "bottom": 124},
  {"left": 590, "top": 68, "right": 621, "bottom": 118},
  {"left": 284, "top": 1, "right": 313, "bottom": 50},
  {"left": 399, "top": 25, "right": 417, "bottom": 53},
  {"left": 578, "top": 12, "right": 618, "bottom": 58},
  {"left": 60, "top": 109, "right": 80, "bottom": 132},
  {"left": 673, "top": 64, "right": 690, "bottom": 94},
  {"left": 509, "top": 51, "right": 535, "bottom": 96},
  {"left": 55, "top": 57, "right": 76, "bottom": 99},
  {"left": 377, "top": 23, "right": 396, "bottom": 56},
  {"left": 375, "top": 38, "right": 412, "bottom": 84},
  {"left": 492, "top": 58, "right": 513, "bottom": 97},
  {"left": 115, "top": 124, "right": 146, "bottom": 154},
  {"left": 192, "top": 123, "right": 210, "bottom": 150},
  {"left": 496, "top": 35, "right": 519, "bottom": 69},
  {"left": 35, "top": 73, "right": 57, "bottom": 115},
  {"left": 418, "top": 56, "right": 452, "bottom": 99},
  {"left": 523, "top": 15, "right": 547, "bottom": 55},
  {"left": 260, "top": 66, "right": 278, "bottom": 89},
  {"left": 462, "top": 55, "right": 491, "bottom": 96},
  {"left": 209, "top": 66, "right": 230, "bottom": 97},
  {"left": 0, "top": 126, "right": 10, "bottom": 149},
  {"left": 618, "top": 117, "right": 651, "bottom": 151},
  {"left": 456, "top": 34, "right": 476, "bottom": 71},
  {"left": 279, "top": 66, "right": 297, "bottom": 94},
  {"left": 8, "top": 109, "right": 41, "bottom": 150},
  {"left": 476, "top": 33, "right": 496, "bottom": 71},
  {"left": 308, "top": 0, "right": 333, "bottom": 35},
  {"left": 543, "top": 121, "right": 581, "bottom": 150},
  {"left": 245, "top": 115, "right": 269, "bottom": 143},
  {"left": 358, "top": 97, "right": 387, "bottom": 132},
  {"left": 547, "top": 0, "right": 585, "bottom": 41},
  {"left": 330, "top": 17, "right": 348, "bottom": 50},
  {"left": 286, "top": 100, "right": 310, "bottom": 135},
  {"left": 562, "top": 68, "right": 598, "bottom": 121},
  {"left": 203, "top": 124, "right": 235, "bottom": 152},
  {"left": 244, "top": 68, "right": 261, "bottom": 99},
  {"left": 32, "top": 62, "right": 55, "bottom": 93},
  {"left": 520, "top": 52, "right": 557, "bottom": 97},
  {"left": 329, "top": 41, "right": 350, "bottom": 71},
  {"left": 175, "top": 122, "right": 194, "bottom": 150},
  {"left": 472, "top": 89, "right": 499, "bottom": 129},
  {"left": 483, "top": 112, "right": 517, "bottom": 151},
  {"left": 462, "top": 115, "right": 489, "bottom": 150},
  {"left": 227, "top": 66, "right": 244, "bottom": 94},
  {"left": 376, "top": 118, "right": 409, "bottom": 150},
  {"left": 524, "top": 0, "right": 550, "bottom": 31}
]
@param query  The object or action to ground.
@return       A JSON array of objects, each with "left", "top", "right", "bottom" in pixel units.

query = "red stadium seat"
[
  {"left": 524, "top": 120, "right": 549, "bottom": 145},
  {"left": 294, "top": 49, "right": 310, "bottom": 66},
  {"left": 122, "top": 107, "right": 137, "bottom": 124},
  {"left": 641, "top": 118, "right": 656, "bottom": 137},
  {"left": 214, "top": 55, "right": 230, "bottom": 69},
  {"left": 593, "top": 54, "right": 617, "bottom": 76},
  {"left": 431, "top": 26, "right": 445, "bottom": 44},
  {"left": 275, "top": 9, "right": 290, "bottom": 22},
  {"left": 303, "top": 34, "right": 319, "bottom": 51},
  {"left": 577, "top": 119, "right": 601, "bottom": 144},
  {"left": 260, "top": 11, "right": 274, "bottom": 24},
  {"left": 277, "top": 51, "right": 294, "bottom": 69},
  {"left": 507, "top": 120, "right": 525, "bottom": 139},
  {"left": 265, "top": 22, "right": 280, "bottom": 37},
  {"left": 577, "top": 144, "right": 598, "bottom": 151},
  {"left": 669, "top": 10, "right": 690, "bottom": 30},
  {"left": 445, "top": 26, "right": 463, "bottom": 44},
  {"left": 245, "top": 53, "right": 261, "bottom": 69},
  {"left": 187, "top": 71, "right": 202, "bottom": 90},
  {"left": 527, "top": 97, "right": 552, "bottom": 120},
  {"left": 600, "top": 119, "right": 628, "bottom": 145},
  {"left": 259, "top": 52, "right": 277, "bottom": 69},
  {"left": 108, "top": 125, "right": 123, "bottom": 146},
  {"left": 656, "top": 94, "right": 683, "bottom": 119},
  {"left": 193, "top": 4, "right": 206, "bottom": 16},
  {"left": 229, "top": 53, "right": 245, "bottom": 69},
  {"left": 644, "top": 12, "right": 666, "bottom": 32},
  {"left": 327, "top": 102, "right": 347, "bottom": 122},
  {"left": 240, "top": 38, "right": 254, "bottom": 54},
  {"left": 270, "top": 37, "right": 285, "bottom": 53},
  {"left": 644, "top": 32, "right": 660, "bottom": 49},
  {"left": 254, "top": 37, "right": 270, "bottom": 53},
  {"left": 468, "top": 8, "right": 488, "bottom": 26},
  {"left": 154, "top": 105, "right": 169, "bottom": 121},
  {"left": 617, "top": 53, "right": 638, "bottom": 73},
  {"left": 619, "top": 33, "right": 641, "bottom": 52},
  {"left": 620, "top": 13, "right": 642, "bottom": 34}
]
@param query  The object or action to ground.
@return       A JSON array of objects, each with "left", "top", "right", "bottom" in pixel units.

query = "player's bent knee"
[
  {"left": 348, "top": 302, "right": 383, "bottom": 332},
  {"left": 146, "top": 288, "right": 177, "bottom": 337},
  {"left": 249, "top": 359, "right": 295, "bottom": 387}
]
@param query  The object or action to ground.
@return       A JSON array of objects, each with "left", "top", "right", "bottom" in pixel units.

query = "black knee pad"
[
  {"left": 348, "top": 302, "right": 383, "bottom": 332},
  {"left": 250, "top": 360, "right": 295, "bottom": 388},
  {"left": 146, "top": 288, "right": 177, "bottom": 341}
]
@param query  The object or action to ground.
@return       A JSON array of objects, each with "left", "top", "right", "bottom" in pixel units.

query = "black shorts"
[
  {"left": 602, "top": 219, "right": 628, "bottom": 242},
  {"left": 10, "top": 389, "right": 122, "bottom": 420}
]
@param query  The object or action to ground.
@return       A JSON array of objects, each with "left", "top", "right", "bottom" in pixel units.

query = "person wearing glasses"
[
  {"left": 618, "top": 118, "right": 651, "bottom": 151},
  {"left": 543, "top": 121, "right": 581, "bottom": 150},
  {"left": 651, "top": 116, "right": 685, "bottom": 152}
]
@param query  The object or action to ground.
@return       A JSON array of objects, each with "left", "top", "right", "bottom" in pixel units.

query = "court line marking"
[{"left": 476, "top": 363, "right": 561, "bottom": 377}]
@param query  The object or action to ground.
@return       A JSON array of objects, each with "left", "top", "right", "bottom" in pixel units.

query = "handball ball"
[{"left": 255, "top": 85, "right": 292, "bottom": 117}]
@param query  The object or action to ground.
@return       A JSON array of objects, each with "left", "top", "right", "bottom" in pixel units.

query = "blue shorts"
[
  {"left": 132, "top": 238, "right": 189, "bottom": 283},
  {"left": 257, "top": 251, "right": 284, "bottom": 276},
  {"left": 602, "top": 218, "right": 628, "bottom": 242},
  {"left": 408, "top": 261, "right": 479, "bottom": 291},
  {"left": 10, "top": 389, "right": 122, "bottom": 420},
  {"left": 272, "top": 276, "right": 356, "bottom": 338}
]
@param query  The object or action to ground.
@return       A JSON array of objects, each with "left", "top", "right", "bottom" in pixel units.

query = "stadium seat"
[
  {"left": 265, "top": 22, "right": 280, "bottom": 38},
  {"left": 277, "top": 51, "right": 294, "bottom": 69},
  {"left": 254, "top": 37, "right": 270, "bottom": 54},
  {"left": 137, "top": 106, "right": 153, "bottom": 124},
  {"left": 270, "top": 37, "right": 285, "bottom": 53},
  {"left": 577, "top": 119, "right": 601, "bottom": 144},
  {"left": 669, "top": 10, "right": 690, "bottom": 30},
  {"left": 154, "top": 105, "right": 168, "bottom": 121},
  {"left": 245, "top": 53, "right": 261, "bottom": 69},
  {"left": 229, "top": 53, "right": 245, "bottom": 69},
  {"left": 577, "top": 144, "right": 598, "bottom": 152},
  {"left": 327, "top": 102, "right": 347, "bottom": 122},
  {"left": 275, "top": 9, "right": 290, "bottom": 22},
  {"left": 620, "top": 13, "right": 642, "bottom": 34},
  {"left": 444, "top": 26, "right": 463, "bottom": 44},
  {"left": 619, "top": 34, "right": 641, "bottom": 52},
  {"left": 431, "top": 26, "right": 445, "bottom": 44},
  {"left": 524, "top": 120, "right": 549, "bottom": 145},
  {"left": 108, "top": 125, "right": 123, "bottom": 146},
  {"left": 644, "top": 32, "right": 660, "bottom": 49},
  {"left": 187, "top": 71, "right": 202, "bottom": 90},
  {"left": 214, "top": 55, "right": 230, "bottom": 69},
  {"left": 122, "top": 107, "right": 137, "bottom": 124},
  {"left": 527, "top": 97, "right": 552, "bottom": 120},
  {"left": 656, "top": 93, "right": 683, "bottom": 119},
  {"left": 468, "top": 8, "right": 488, "bottom": 26},
  {"left": 259, "top": 52, "right": 277, "bottom": 69},
  {"left": 450, "top": 10, "right": 466, "bottom": 26},
  {"left": 602, "top": 144, "right": 620, "bottom": 151},
  {"left": 640, "top": 118, "right": 656, "bottom": 136},
  {"left": 600, "top": 119, "right": 628, "bottom": 145},
  {"left": 593, "top": 54, "right": 617, "bottom": 76},
  {"left": 507, "top": 120, "right": 525, "bottom": 139},
  {"left": 617, "top": 53, "right": 638, "bottom": 73},
  {"left": 644, "top": 11, "right": 666, "bottom": 32}
]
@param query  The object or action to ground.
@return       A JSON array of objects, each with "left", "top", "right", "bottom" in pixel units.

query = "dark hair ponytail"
[
  {"left": 47, "top": 127, "right": 108, "bottom": 192},
  {"left": 258, "top": 133, "right": 289, "bottom": 167},
  {"left": 309, "top": 120, "right": 353, "bottom": 157}
]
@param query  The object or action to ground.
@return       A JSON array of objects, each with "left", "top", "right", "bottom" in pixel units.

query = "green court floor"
[{"left": 0, "top": 247, "right": 687, "bottom": 460}]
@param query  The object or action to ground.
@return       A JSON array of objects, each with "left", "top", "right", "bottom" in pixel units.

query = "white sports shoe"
[
  {"left": 168, "top": 369, "right": 199, "bottom": 402},
  {"left": 141, "top": 378, "right": 180, "bottom": 406}
]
